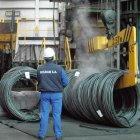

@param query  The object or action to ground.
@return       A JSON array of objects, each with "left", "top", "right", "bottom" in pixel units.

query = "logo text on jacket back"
[{"left": 40, "top": 70, "right": 57, "bottom": 74}]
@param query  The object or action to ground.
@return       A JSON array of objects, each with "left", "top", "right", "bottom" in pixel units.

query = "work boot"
[
  {"left": 56, "top": 137, "right": 63, "bottom": 140},
  {"left": 38, "top": 136, "right": 45, "bottom": 140}
]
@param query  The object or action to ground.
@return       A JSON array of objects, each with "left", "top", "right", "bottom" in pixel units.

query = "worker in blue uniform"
[{"left": 37, "top": 47, "right": 68, "bottom": 140}]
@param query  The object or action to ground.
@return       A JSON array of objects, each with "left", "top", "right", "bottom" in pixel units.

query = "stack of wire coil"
[
  {"left": 63, "top": 68, "right": 140, "bottom": 128},
  {"left": 0, "top": 66, "right": 40, "bottom": 121},
  {"left": 0, "top": 66, "right": 140, "bottom": 126}
]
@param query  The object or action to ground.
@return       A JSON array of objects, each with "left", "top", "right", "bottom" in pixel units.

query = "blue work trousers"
[{"left": 38, "top": 92, "right": 62, "bottom": 138}]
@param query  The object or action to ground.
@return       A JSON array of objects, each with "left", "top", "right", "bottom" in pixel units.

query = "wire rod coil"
[
  {"left": 0, "top": 66, "right": 140, "bottom": 127},
  {"left": 63, "top": 68, "right": 140, "bottom": 127},
  {"left": 0, "top": 66, "right": 40, "bottom": 121}
]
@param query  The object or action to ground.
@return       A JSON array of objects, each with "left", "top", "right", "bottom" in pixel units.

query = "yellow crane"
[{"left": 88, "top": 26, "right": 138, "bottom": 89}]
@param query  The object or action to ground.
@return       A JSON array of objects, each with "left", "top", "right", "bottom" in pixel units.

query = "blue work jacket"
[{"left": 37, "top": 61, "right": 68, "bottom": 93}]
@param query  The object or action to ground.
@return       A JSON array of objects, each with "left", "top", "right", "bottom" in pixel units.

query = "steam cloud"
[{"left": 71, "top": 0, "right": 111, "bottom": 72}]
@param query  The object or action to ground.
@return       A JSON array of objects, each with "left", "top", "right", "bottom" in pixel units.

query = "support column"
[
  {"left": 35, "top": 0, "right": 39, "bottom": 29},
  {"left": 137, "top": 0, "right": 140, "bottom": 69},
  {"left": 117, "top": 0, "right": 120, "bottom": 69}
]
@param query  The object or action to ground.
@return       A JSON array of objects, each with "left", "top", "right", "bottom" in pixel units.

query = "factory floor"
[{"left": 0, "top": 107, "right": 140, "bottom": 140}]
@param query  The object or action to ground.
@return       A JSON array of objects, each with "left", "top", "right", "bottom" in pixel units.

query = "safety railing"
[
  {"left": 37, "top": 38, "right": 46, "bottom": 68},
  {"left": 65, "top": 37, "right": 72, "bottom": 70},
  {"left": 0, "top": 45, "right": 10, "bottom": 50},
  {"left": 36, "top": 38, "right": 46, "bottom": 91},
  {"left": 0, "top": 18, "right": 4, "bottom": 22},
  {"left": 16, "top": 18, "right": 56, "bottom": 44}
]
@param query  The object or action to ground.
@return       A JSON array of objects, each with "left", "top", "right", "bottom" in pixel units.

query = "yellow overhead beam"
[{"left": 87, "top": 26, "right": 137, "bottom": 89}]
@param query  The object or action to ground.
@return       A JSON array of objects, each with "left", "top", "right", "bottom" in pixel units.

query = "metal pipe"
[
  {"left": 111, "top": 0, "right": 115, "bottom": 68},
  {"left": 117, "top": 0, "right": 120, "bottom": 69},
  {"left": 101, "top": 0, "right": 103, "bottom": 10},
  {"left": 53, "top": 1, "right": 57, "bottom": 64},
  {"left": 33, "top": 45, "right": 37, "bottom": 61},
  {"left": 137, "top": 0, "right": 140, "bottom": 70},
  {"left": 11, "top": 10, "right": 15, "bottom": 64},
  {"left": 106, "top": 0, "right": 108, "bottom": 9},
  {"left": 0, "top": 40, "right": 16, "bottom": 42},
  {"left": 11, "top": 34, "right": 13, "bottom": 65},
  {"left": 11, "top": 10, "right": 15, "bottom": 33}
]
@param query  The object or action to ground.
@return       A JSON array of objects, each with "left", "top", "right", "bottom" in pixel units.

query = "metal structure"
[
  {"left": 37, "top": 38, "right": 46, "bottom": 68},
  {"left": 13, "top": 17, "right": 57, "bottom": 70},
  {"left": 0, "top": 0, "right": 140, "bottom": 127},
  {"left": 0, "top": 0, "right": 139, "bottom": 71},
  {"left": 0, "top": 11, "right": 17, "bottom": 79},
  {"left": 0, "top": 1, "right": 139, "bottom": 82},
  {"left": 37, "top": 37, "right": 72, "bottom": 70},
  {"left": 0, "top": 18, "right": 4, "bottom": 22},
  {"left": 0, "top": 0, "right": 59, "bottom": 46},
  {"left": 120, "top": 0, "right": 139, "bottom": 70},
  {"left": 59, "top": 0, "right": 116, "bottom": 70},
  {"left": 88, "top": 26, "right": 138, "bottom": 89},
  {"left": 16, "top": 17, "right": 56, "bottom": 45},
  {"left": 65, "top": 37, "right": 72, "bottom": 70}
]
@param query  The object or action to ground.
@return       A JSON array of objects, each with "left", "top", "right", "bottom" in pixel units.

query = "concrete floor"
[{"left": 0, "top": 106, "right": 140, "bottom": 140}]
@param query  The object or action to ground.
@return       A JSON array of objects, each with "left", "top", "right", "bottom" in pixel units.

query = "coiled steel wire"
[
  {"left": 63, "top": 68, "right": 140, "bottom": 127},
  {"left": 1, "top": 66, "right": 140, "bottom": 127},
  {"left": 0, "top": 66, "right": 40, "bottom": 121}
]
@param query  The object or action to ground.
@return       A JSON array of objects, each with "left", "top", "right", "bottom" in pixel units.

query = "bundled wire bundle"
[
  {"left": 0, "top": 66, "right": 40, "bottom": 121},
  {"left": 63, "top": 69, "right": 140, "bottom": 127}
]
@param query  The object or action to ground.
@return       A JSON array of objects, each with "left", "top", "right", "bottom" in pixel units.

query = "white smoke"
[{"left": 71, "top": 0, "right": 111, "bottom": 72}]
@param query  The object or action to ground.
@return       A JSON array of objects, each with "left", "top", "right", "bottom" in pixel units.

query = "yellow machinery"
[
  {"left": 65, "top": 37, "right": 72, "bottom": 70},
  {"left": 88, "top": 26, "right": 137, "bottom": 89},
  {"left": 37, "top": 38, "right": 46, "bottom": 68},
  {"left": 0, "top": 18, "right": 4, "bottom": 23},
  {"left": 0, "top": 33, "right": 16, "bottom": 51},
  {"left": 0, "top": 11, "right": 17, "bottom": 79},
  {"left": 0, "top": 16, "right": 16, "bottom": 52}
]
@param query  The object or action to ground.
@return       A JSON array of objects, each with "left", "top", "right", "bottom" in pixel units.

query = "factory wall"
[
  {"left": 0, "top": 0, "right": 61, "bottom": 61},
  {"left": 0, "top": 0, "right": 59, "bottom": 44}
]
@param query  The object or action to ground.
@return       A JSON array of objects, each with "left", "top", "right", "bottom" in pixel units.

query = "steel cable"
[{"left": 63, "top": 68, "right": 140, "bottom": 127}]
